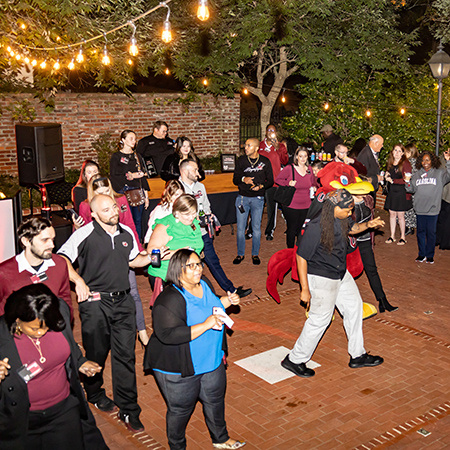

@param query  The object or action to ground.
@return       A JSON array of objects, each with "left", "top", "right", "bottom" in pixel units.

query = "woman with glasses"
[{"left": 144, "top": 249, "right": 245, "bottom": 450}]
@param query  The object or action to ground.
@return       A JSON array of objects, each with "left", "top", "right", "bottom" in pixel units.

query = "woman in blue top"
[{"left": 144, "top": 249, "right": 245, "bottom": 450}]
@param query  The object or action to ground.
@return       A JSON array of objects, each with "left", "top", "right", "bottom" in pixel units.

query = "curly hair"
[
  {"left": 415, "top": 151, "right": 441, "bottom": 171},
  {"left": 320, "top": 201, "right": 350, "bottom": 253}
]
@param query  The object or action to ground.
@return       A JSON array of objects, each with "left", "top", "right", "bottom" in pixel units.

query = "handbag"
[
  {"left": 124, "top": 188, "right": 146, "bottom": 207},
  {"left": 274, "top": 165, "right": 296, "bottom": 206}
]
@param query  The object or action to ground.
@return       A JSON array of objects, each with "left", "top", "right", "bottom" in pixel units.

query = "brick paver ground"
[{"left": 70, "top": 207, "right": 450, "bottom": 449}]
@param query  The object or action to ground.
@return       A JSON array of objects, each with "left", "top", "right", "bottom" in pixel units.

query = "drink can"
[{"left": 151, "top": 249, "right": 161, "bottom": 268}]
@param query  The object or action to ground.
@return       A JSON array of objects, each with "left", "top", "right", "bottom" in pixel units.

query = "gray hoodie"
[{"left": 406, "top": 160, "right": 450, "bottom": 215}]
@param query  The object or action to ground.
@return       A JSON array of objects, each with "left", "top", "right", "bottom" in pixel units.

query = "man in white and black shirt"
[{"left": 233, "top": 138, "right": 273, "bottom": 265}]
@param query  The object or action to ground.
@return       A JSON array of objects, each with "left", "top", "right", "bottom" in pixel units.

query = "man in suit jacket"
[{"left": 357, "top": 134, "right": 384, "bottom": 198}]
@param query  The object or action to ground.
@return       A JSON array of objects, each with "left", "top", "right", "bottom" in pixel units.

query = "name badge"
[
  {"left": 30, "top": 273, "right": 48, "bottom": 284},
  {"left": 120, "top": 156, "right": 129, "bottom": 164}
]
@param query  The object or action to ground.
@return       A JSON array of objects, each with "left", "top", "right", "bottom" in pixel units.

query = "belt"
[{"left": 99, "top": 289, "right": 130, "bottom": 297}]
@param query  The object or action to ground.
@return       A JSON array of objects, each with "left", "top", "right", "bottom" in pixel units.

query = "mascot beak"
[{"left": 329, "top": 177, "right": 374, "bottom": 194}]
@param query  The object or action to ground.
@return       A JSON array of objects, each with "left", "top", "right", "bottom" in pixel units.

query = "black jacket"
[
  {"left": 0, "top": 300, "right": 107, "bottom": 450},
  {"left": 160, "top": 153, "right": 205, "bottom": 182},
  {"left": 144, "top": 284, "right": 227, "bottom": 378}
]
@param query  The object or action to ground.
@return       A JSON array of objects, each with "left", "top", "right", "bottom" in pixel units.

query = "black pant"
[
  {"left": 79, "top": 292, "right": 140, "bottom": 416},
  {"left": 264, "top": 186, "right": 278, "bottom": 236},
  {"left": 357, "top": 239, "right": 386, "bottom": 301},
  {"left": 280, "top": 205, "right": 308, "bottom": 248},
  {"left": 26, "top": 395, "right": 83, "bottom": 449}
]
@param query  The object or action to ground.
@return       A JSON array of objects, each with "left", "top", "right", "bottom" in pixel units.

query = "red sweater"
[
  {"left": 258, "top": 139, "right": 289, "bottom": 185},
  {"left": 0, "top": 253, "right": 72, "bottom": 316}
]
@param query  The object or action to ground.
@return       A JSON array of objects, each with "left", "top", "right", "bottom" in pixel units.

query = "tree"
[
  {"left": 170, "top": 0, "right": 417, "bottom": 138},
  {"left": 1, "top": 0, "right": 417, "bottom": 134}
]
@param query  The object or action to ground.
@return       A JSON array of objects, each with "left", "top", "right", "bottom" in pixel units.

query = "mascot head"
[{"left": 317, "top": 162, "right": 374, "bottom": 196}]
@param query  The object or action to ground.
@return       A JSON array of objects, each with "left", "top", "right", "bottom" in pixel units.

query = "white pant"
[{"left": 290, "top": 270, "right": 365, "bottom": 363}]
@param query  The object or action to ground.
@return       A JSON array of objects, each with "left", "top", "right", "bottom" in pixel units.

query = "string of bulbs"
[{"left": 2, "top": 0, "right": 210, "bottom": 71}]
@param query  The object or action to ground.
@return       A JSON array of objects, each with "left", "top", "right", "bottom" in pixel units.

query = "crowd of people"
[{"left": 1, "top": 119, "right": 450, "bottom": 450}]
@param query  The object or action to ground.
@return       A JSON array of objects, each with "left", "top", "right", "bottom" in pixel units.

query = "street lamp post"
[{"left": 428, "top": 42, "right": 450, "bottom": 156}]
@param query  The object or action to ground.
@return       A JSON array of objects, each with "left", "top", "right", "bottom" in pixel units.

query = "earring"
[{"left": 16, "top": 321, "right": 22, "bottom": 335}]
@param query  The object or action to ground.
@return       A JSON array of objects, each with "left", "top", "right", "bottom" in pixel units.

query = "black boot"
[{"left": 378, "top": 297, "right": 398, "bottom": 313}]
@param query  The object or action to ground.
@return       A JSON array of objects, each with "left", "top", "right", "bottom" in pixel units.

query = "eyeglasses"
[{"left": 184, "top": 262, "right": 204, "bottom": 271}]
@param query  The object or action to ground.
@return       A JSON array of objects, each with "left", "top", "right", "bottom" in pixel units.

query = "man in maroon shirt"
[
  {"left": 0, "top": 217, "right": 72, "bottom": 317},
  {"left": 258, "top": 124, "right": 289, "bottom": 240}
]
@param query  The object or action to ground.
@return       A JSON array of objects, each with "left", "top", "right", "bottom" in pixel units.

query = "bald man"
[
  {"left": 58, "top": 194, "right": 150, "bottom": 433},
  {"left": 357, "top": 134, "right": 384, "bottom": 197},
  {"left": 233, "top": 138, "right": 273, "bottom": 265}
]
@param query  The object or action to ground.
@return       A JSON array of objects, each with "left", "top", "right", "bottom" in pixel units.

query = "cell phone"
[
  {"left": 238, "top": 204, "right": 245, "bottom": 214},
  {"left": 67, "top": 208, "right": 79, "bottom": 221}
]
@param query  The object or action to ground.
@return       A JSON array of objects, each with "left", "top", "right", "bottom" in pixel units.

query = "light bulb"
[
  {"left": 6, "top": 46, "right": 11, "bottom": 52},
  {"left": 400, "top": 107, "right": 406, "bottom": 116},
  {"left": 101, "top": 47, "right": 110, "bottom": 65},
  {"left": 15, "top": 54, "right": 21, "bottom": 61},
  {"left": 281, "top": 94, "right": 286, "bottom": 103},
  {"left": 203, "top": 78, "right": 208, "bottom": 86},
  {"left": 324, "top": 102, "right": 330, "bottom": 111},
  {"left": 197, "top": 0, "right": 210, "bottom": 21},
  {"left": 53, "top": 60, "right": 60, "bottom": 70},
  {"left": 165, "top": 68, "right": 170, "bottom": 75},
  {"left": 68, "top": 59, "right": 75, "bottom": 70},
  {"left": 243, "top": 88, "right": 248, "bottom": 95},
  {"left": 40, "top": 60, "right": 47, "bottom": 69},
  {"left": 9, "top": 50, "right": 15, "bottom": 57},
  {"left": 129, "top": 37, "right": 138, "bottom": 56},
  {"left": 20, "top": 23, "right": 26, "bottom": 30},
  {"left": 162, "top": 20, "right": 172, "bottom": 43},
  {"left": 127, "top": 59, "right": 133, "bottom": 65},
  {"left": 31, "top": 59, "right": 37, "bottom": 66},
  {"left": 24, "top": 57, "right": 30, "bottom": 64},
  {"left": 76, "top": 48, "right": 84, "bottom": 63},
  {"left": 366, "top": 110, "right": 371, "bottom": 118}
]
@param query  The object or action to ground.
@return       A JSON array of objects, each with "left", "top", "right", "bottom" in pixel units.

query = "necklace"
[
  {"left": 27, "top": 335, "right": 46, "bottom": 364},
  {"left": 248, "top": 155, "right": 260, "bottom": 168}
]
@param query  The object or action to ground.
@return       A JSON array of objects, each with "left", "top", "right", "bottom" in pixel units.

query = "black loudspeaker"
[{"left": 15, "top": 123, "right": 65, "bottom": 186}]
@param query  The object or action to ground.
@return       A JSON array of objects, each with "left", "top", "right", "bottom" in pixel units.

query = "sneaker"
[
  {"left": 118, "top": 411, "right": 145, "bottom": 433},
  {"left": 415, "top": 256, "right": 426, "bottom": 263},
  {"left": 281, "top": 355, "right": 315, "bottom": 378},
  {"left": 235, "top": 286, "right": 252, "bottom": 298},
  {"left": 93, "top": 396, "right": 117, "bottom": 413},
  {"left": 426, "top": 257, "right": 434, "bottom": 264},
  {"left": 245, "top": 232, "right": 252, "bottom": 240},
  {"left": 349, "top": 353, "right": 384, "bottom": 369}
]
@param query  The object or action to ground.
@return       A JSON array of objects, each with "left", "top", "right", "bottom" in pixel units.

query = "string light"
[
  {"left": 128, "top": 22, "right": 138, "bottom": 56},
  {"left": 127, "top": 58, "right": 133, "bottom": 65},
  {"left": 365, "top": 109, "right": 371, "bottom": 118},
  {"left": 31, "top": 59, "right": 37, "bottom": 66},
  {"left": 400, "top": 107, "right": 406, "bottom": 116},
  {"left": 53, "top": 59, "right": 60, "bottom": 70},
  {"left": 203, "top": 78, "right": 208, "bottom": 86},
  {"left": 165, "top": 67, "right": 170, "bottom": 75},
  {"left": 281, "top": 89, "right": 286, "bottom": 103},
  {"left": 15, "top": 53, "right": 21, "bottom": 61},
  {"left": 39, "top": 60, "right": 47, "bottom": 69},
  {"left": 76, "top": 45, "right": 85, "bottom": 63},
  {"left": 324, "top": 102, "right": 330, "bottom": 111},
  {"left": 161, "top": 3, "right": 172, "bottom": 44},
  {"left": 24, "top": 56, "right": 30, "bottom": 64},
  {"left": 243, "top": 88, "right": 248, "bottom": 95},
  {"left": 68, "top": 58, "right": 75, "bottom": 70},
  {"left": 197, "top": 0, "right": 210, "bottom": 21},
  {"left": 101, "top": 33, "right": 111, "bottom": 65},
  {"left": 20, "top": 23, "right": 26, "bottom": 30}
]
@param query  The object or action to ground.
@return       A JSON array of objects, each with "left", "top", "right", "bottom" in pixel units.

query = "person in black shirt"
[
  {"left": 233, "top": 138, "right": 273, "bottom": 266},
  {"left": 281, "top": 189, "right": 385, "bottom": 378},
  {"left": 136, "top": 120, "right": 175, "bottom": 176}
]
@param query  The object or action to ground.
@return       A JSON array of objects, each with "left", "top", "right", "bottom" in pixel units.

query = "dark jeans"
[
  {"left": 79, "top": 293, "right": 140, "bottom": 416},
  {"left": 280, "top": 205, "right": 308, "bottom": 248},
  {"left": 130, "top": 203, "right": 145, "bottom": 242},
  {"left": 357, "top": 239, "right": 386, "bottom": 301},
  {"left": 154, "top": 363, "right": 229, "bottom": 450},
  {"left": 264, "top": 186, "right": 278, "bottom": 236},
  {"left": 416, "top": 214, "right": 439, "bottom": 258},
  {"left": 202, "top": 233, "right": 235, "bottom": 293}
]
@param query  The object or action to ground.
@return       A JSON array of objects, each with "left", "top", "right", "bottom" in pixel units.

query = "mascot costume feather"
[{"left": 266, "top": 161, "right": 378, "bottom": 319}]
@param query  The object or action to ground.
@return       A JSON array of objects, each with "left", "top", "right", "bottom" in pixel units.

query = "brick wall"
[{"left": 0, "top": 92, "right": 241, "bottom": 175}]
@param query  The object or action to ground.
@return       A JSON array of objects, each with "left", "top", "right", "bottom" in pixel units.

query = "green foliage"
[
  {"left": 199, "top": 153, "right": 222, "bottom": 172},
  {"left": 64, "top": 168, "right": 81, "bottom": 184},
  {"left": 0, "top": 175, "right": 41, "bottom": 208},
  {"left": 7, "top": 99, "right": 37, "bottom": 122},
  {"left": 283, "top": 66, "right": 449, "bottom": 169},
  {"left": 89, "top": 132, "right": 116, "bottom": 176}
]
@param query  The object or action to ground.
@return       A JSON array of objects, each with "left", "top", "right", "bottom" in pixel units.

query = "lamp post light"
[{"left": 428, "top": 42, "right": 450, "bottom": 156}]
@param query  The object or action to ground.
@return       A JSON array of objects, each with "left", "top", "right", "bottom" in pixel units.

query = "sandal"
[
  {"left": 385, "top": 237, "right": 396, "bottom": 244},
  {"left": 397, "top": 239, "right": 406, "bottom": 245}
]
